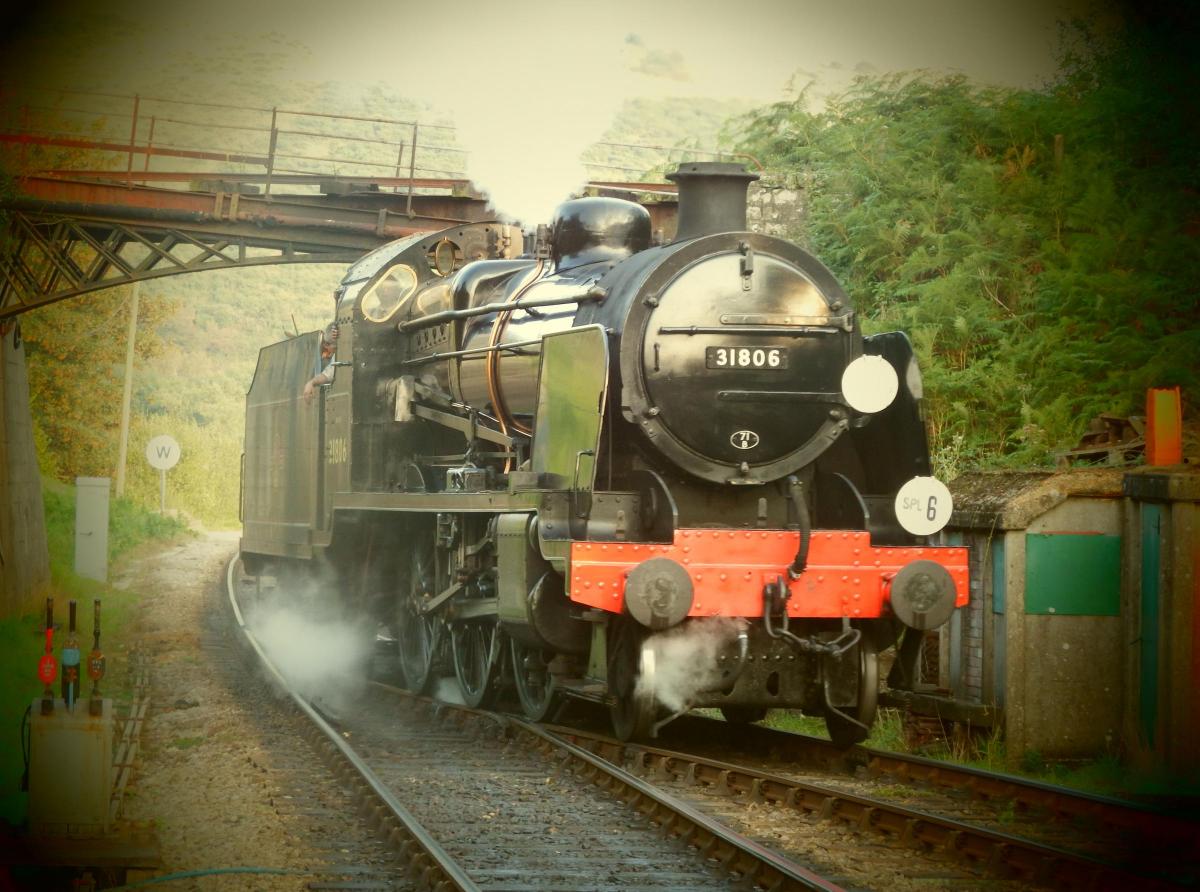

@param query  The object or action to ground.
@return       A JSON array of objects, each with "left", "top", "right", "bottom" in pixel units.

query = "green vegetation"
[
  {"left": 922, "top": 734, "right": 1136, "bottom": 798},
  {"left": 759, "top": 706, "right": 907, "bottom": 752},
  {"left": 740, "top": 706, "right": 1152, "bottom": 799},
  {"left": 0, "top": 480, "right": 186, "bottom": 827},
  {"left": 41, "top": 480, "right": 187, "bottom": 574},
  {"left": 23, "top": 268, "right": 339, "bottom": 529},
  {"left": 731, "top": 22, "right": 1199, "bottom": 472}
]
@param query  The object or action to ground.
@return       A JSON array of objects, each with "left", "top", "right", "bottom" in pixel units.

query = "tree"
[
  {"left": 731, "top": 21, "right": 1200, "bottom": 471},
  {"left": 23, "top": 287, "right": 178, "bottom": 480}
]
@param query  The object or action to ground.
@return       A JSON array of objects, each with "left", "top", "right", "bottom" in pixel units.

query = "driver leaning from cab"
[{"left": 302, "top": 324, "right": 338, "bottom": 401}]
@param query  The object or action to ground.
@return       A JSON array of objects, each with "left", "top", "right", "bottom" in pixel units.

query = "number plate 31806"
[{"left": 706, "top": 346, "right": 788, "bottom": 370}]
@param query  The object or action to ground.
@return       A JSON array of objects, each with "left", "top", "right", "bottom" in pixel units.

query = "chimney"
[{"left": 666, "top": 162, "right": 760, "bottom": 241}]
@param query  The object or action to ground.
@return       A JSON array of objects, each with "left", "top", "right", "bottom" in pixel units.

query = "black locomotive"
[{"left": 240, "top": 162, "right": 968, "bottom": 744}]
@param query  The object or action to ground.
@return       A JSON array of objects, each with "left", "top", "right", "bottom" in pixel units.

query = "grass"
[
  {"left": 759, "top": 705, "right": 909, "bottom": 752},
  {"left": 0, "top": 479, "right": 189, "bottom": 829},
  {"left": 41, "top": 480, "right": 188, "bottom": 577},
  {"left": 858, "top": 712, "right": 1175, "bottom": 800},
  {"left": 707, "top": 704, "right": 1172, "bottom": 800}
]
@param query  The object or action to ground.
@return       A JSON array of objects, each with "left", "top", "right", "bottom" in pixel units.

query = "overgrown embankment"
[
  {"left": 731, "top": 21, "right": 1199, "bottom": 475},
  {"left": 0, "top": 481, "right": 188, "bottom": 826}
]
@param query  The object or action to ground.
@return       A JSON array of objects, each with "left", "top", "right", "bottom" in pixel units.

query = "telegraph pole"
[{"left": 115, "top": 283, "right": 139, "bottom": 497}]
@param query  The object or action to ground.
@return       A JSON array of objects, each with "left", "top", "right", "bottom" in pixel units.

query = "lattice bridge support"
[{"left": 0, "top": 212, "right": 364, "bottom": 318}]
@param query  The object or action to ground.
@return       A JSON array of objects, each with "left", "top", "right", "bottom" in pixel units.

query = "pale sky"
[
  {"left": 293, "top": 0, "right": 1100, "bottom": 99},
  {"left": 4, "top": 0, "right": 1108, "bottom": 100},
  {"left": 2, "top": 0, "right": 1115, "bottom": 221}
]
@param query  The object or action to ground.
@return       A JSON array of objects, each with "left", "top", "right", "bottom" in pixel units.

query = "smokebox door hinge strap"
[{"left": 739, "top": 241, "right": 754, "bottom": 291}]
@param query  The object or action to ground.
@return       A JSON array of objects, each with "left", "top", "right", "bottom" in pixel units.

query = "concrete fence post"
[{"left": 74, "top": 477, "right": 110, "bottom": 583}]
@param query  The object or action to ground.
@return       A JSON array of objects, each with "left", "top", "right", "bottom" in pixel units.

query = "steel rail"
[
  {"left": 364, "top": 681, "right": 845, "bottom": 892},
  {"left": 680, "top": 715, "right": 1200, "bottom": 850},
  {"left": 224, "top": 557, "right": 480, "bottom": 892},
  {"left": 547, "top": 725, "right": 1185, "bottom": 891},
  {"left": 853, "top": 742, "right": 1194, "bottom": 839},
  {"left": 506, "top": 717, "right": 843, "bottom": 892}
]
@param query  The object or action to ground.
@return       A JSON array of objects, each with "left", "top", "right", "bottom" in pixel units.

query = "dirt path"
[{"left": 114, "top": 531, "right": 348, "bottom": 891}]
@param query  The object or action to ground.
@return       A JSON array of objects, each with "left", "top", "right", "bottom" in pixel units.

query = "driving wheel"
[{"left": 451, "top": 618, "right": 503, "bottom": 708}]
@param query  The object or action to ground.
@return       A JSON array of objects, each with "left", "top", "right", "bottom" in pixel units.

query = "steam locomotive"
[{"left": 240, "top": 163, "right": 968, "bottom": 745}]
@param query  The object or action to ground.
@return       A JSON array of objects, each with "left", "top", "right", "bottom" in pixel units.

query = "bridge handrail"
[
  {"left": 0, "top": 86, "right": 467, "bottom": 195},
  {"left": 1, "top": 85, "right": 755, "bottom": 193}
]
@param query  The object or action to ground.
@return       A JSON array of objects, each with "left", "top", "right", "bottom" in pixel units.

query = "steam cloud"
[
  {"left": 422, "top": 31, "right": 636, "bottom": 227},
  {"left": 248, "top": 578, "right": 372, "bottom": 714},
  {"left": 637, "top": 617, "right": 742, "bottom": 713},
  {"left": 454, "top": 98, "right": 623, "bottom": 227}
]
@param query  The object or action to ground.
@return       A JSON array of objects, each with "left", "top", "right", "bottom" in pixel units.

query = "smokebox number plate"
[{"left": 706, "top": 346, "right": 787, "bottom": 370}]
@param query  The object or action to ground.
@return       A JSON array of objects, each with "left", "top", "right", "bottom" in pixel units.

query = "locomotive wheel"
[
  {"left": 451, "top": 619, "right": 503, "bottom": 708},
  {"left": 719, "top": 706, "right": 769, "bottom": 725},
  {"left": 397, "top": 537, "right": 442, "bottom": 694},
  {"left": 824, "top": 632, "right": 879, "bottom": 748},
  {"left": 510, "top": 639, "right": 560, "bottom": 721},
  {"left": 398, "top": 599, "right": 441, "bottom": 694},
  {"left": 608, "top": 617, "right": 657, "bottom": 741}
]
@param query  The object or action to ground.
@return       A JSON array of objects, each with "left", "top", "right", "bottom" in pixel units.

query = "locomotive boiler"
[{"left": 240, "top": 162, "right": 969, "bottom": 745}]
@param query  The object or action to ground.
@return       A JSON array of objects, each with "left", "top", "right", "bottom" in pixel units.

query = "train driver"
[{"left": 302, "top": 324, "right": 339, "bottom": 401}]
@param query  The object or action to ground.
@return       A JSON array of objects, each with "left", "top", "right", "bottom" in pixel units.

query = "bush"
[
  {"left": 731, "top": 23, "right": 1200, "bottom": 470},
  {"left": 41, "top": 480, "right": 188, "bottom": 577}
]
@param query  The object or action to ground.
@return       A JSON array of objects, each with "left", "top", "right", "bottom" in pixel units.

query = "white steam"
[
  {"left": 248, "top": 584, "right": 371, "bottom": 713},
  {"left": 452, "top": 92, "right": 625, "bottom": 227},
  {"left": 637, "top": 617, "right": 743, "bottom": 713},
  {"left": 433, "top": 676, "right": 466, "bottom": 707},
  {"left": 384, "top": 23, "right": 641, "bottom": 226}
]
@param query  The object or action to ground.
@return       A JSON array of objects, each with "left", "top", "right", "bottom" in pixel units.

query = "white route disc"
[
  {"left": 841, "top": 355, "right": 899, "bottom": 414},
  {"left": 145, "top": 434, "right": 181, "bottom": 471},
  {"left": 894, "top": 476, "right": 953, "bottom": 536}
]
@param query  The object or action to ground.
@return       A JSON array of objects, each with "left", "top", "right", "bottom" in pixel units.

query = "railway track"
[
  {"left": 227, "top": 557, "right": 1194, "bottom": 891},
  {"left": 207, "top": 566, "right": 415, "bottom": 891},
  {"left": 642, "top": 713, "right": 1198, "bottom": 887},
  {"left": 546, "top": 725, "right": 1190, "bottom": 891},
  {"left": 227, "top": 557, "right": 843, "bottom": 891}
]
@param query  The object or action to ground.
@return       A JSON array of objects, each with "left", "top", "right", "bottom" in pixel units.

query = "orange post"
[{"left": 1146, "top": 387, "right": 1183, "bottom": 466}]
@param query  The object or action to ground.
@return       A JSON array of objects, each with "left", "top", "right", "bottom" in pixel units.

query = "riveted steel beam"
[
  {"left": 0, "top": 176, "right": 498, "bottom": 317},
  {"left": 0, "top": 212, "right": 362, "bottom": 318}
]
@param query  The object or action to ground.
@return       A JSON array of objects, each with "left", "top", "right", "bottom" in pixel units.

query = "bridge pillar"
[{"left": 0, "top": 323, "right": 49, "bottom": 616}]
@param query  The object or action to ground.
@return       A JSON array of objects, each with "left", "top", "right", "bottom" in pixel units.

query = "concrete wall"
[
  {"left": 1004, "top": 498, "right": 1124, "bottom": 759},
  {"left": 0, "top": 322, "right": 50, "bottom": 616},
  {"left": 1160, "top": 496, "right": 1199, "bottom": 774},
  {"left": 1121, "top": 471, "right": 1200, "bottom": 777}
]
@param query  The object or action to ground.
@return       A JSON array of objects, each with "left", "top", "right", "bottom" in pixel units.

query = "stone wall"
[
  {"left": 0, "top": 320, "right": 49, "bottom": 616},
  {"left": 746, "top": 176, "right": 806, "bottom": 240}
]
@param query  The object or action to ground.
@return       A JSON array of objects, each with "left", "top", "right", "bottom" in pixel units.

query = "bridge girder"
[
  {"left": 0, "top": 212, "right": 368, "bottom": 317},
  {"left": 0, "top": 176, "right": 497, "bottom": 318}
]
